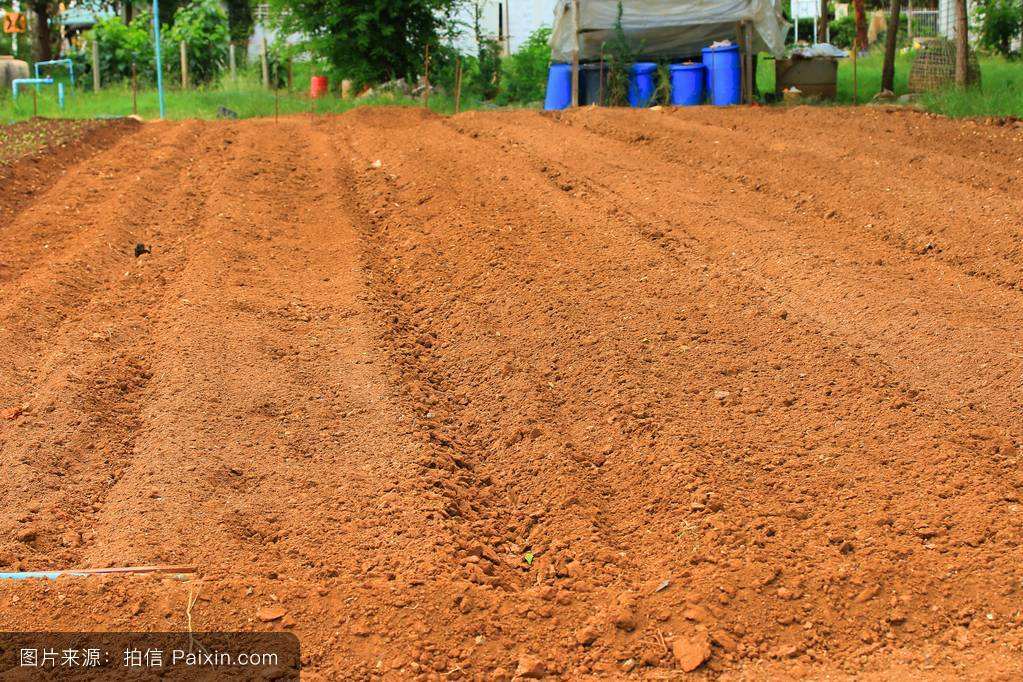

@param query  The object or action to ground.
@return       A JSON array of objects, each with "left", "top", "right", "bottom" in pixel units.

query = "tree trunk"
[
  {"left": 817, "top": 0, "right": 829, "bottom": 43},
  {"left": 954, "top": 0, "right": 968, "bottom": 86},
  {"left": 30, "top": 0, "right": 54, "bottom": 63},
  {"left": 852, "top": 0, "right": 868, "bottom": 51},
  {"left": 881, "top": 0, "right": 901, "bottom": 91}
]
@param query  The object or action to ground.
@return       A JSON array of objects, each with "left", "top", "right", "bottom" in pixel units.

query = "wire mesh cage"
[{"left": 908, "top": 37, "right": 980, "bottom": 92}]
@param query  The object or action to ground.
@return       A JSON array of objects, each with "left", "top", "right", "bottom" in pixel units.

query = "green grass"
[{"left": 757, "top": 49, "right": 1023, "bottom": 117}]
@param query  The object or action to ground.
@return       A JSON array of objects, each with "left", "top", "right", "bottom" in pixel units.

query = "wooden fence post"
[
  {"left": 92, "top": 39, "right": 101, "bottom": 92},
  {"left": 180, "top": 41, "right": 189, "bottom": 89},
  {"left": 229, "top": 43, "right": 237, "bottom": 82},
  {"left": 261, "top": 37, "right": 270, "bottom": 90},
  {"left": 454, "top": 56, "right": 463, "bottom": 114}
]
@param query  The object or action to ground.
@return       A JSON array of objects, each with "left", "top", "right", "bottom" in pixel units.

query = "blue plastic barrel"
[
  {"left": 701, "top": 44, "right": 741, "bottom": 106},
  {"left": 627, "top": 62, "right": 658, "bottom": 108},
  {"left": 669, "top": 63, "right": 705, "bottom": 106},
  {"left": 544, "top": 63, "right": 572, "bottom": 110}
]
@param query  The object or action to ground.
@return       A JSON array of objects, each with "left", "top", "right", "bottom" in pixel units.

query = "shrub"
[
  {"left": 476, "top": 36, "right": 503, "bottom": 100},
  {"left": 829, "top": 15, "right": 857, "bottom": 49},
  {"left": 498, "top": 27, "right": 551, "bottom": 104},
  {"left": 166, "top": 0, "right": 230, "bottom": 85},
  {"left": 91, "top": 14, "right": 154, "bottom": 84},
  {"left": 975, "top": 0, "right": 1022, "bottom": 57}
]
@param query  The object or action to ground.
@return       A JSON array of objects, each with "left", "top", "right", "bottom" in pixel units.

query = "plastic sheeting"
[{"left": 549, "top": 0, "right": 790, "bottom": 62}]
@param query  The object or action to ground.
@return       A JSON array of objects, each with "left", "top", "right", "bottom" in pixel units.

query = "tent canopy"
[{"left": 549, "top": 0, "right": 789, "bottom": 62}]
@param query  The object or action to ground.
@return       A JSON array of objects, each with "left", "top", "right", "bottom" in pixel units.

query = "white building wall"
[{"left": 452, "top": 0, "right": 558, "bottom": 55}]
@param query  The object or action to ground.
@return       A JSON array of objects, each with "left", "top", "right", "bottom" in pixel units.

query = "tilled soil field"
[{"left": 1, "top": 107, "right": 1022, "bottom": 680}]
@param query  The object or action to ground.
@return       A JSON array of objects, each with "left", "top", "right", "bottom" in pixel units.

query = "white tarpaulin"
[{"left": 549, "top": 0, "right": 790, "bottom": 61}]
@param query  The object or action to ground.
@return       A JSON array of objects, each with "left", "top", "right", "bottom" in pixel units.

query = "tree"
[
  {"left": 29, "top": 0, "right": 57, "bottom": 62},
  {"left": 881, "top": 0, "right": 901, "bottom": 91},
  {"left": 817, "top": 0, "right": 829, "bottom": 43},
  {"left": 269, "top": 0, "right": 462, "bottom": 87},
  {"left": 955, "top": 0, "right": 969, "bottom": 85},
  {"left": 225, "top": 0, "right": 254, "bottom": 47},
  {"left": 975, "top": 0, "right": 1023, "bottom": 57},
  {"left": 852, "top": 0, "right": 868, "bottom": 50}
]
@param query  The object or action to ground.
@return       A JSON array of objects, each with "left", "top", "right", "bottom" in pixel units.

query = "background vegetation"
[{"left": 1, "top": 0, "right": 1020, "bottom": 122}]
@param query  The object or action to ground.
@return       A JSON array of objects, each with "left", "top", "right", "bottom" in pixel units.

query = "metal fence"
[{"left": 906, "top": 9, "right": 940, "bottom": 39}]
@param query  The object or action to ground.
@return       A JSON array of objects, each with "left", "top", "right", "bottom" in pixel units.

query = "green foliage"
[
  {"left": 166, "top": 0, "right": 231, "bottom": 85},
  {"left": 602, "top": 1, "right": 636, "bottom": 106},
  {"left": 497, "top": 27, "right": 551, "bottom": 104},
  {"left": 91, "top": 14, "right": 154, "bottom": 85},
  {"left": 829, "top": 15, "right": 857, "bottom": 49},
  {"left": 974, "top": 0, "right": 1022, "bottom": 57},
  {"left": 224, "top": 0, "right": 255, "bottom": 45},
  {"left": 476, "top": 37, "right": 503, "bottom": 100},
  {"left": 269, "top": 0, "right": 461, "bottom": 88},
  {"left": 654, "top": 61, "right": 672, "bottom": 105},
  {"left": 0, "top": 31, "right": 30, "bottom": 56}
]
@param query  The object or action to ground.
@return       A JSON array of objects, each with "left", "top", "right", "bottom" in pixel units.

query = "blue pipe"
[
  {"left": 58, "top": 82, "right": 65, "bottom": 109},
  {"left": 153, "top": 0, "right": 166, "bottom": 119},
  {"left": 34, "top": 58, "right": 75, "bottom": 87},
  {"left": 12, "top": 77, "right": 53, "bottom": 98}
]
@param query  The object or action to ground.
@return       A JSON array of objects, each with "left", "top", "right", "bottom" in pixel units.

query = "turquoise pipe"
[
  {"left": 11, "top": 77, "right": 53, "bottom": 98},
  {"left": 34, "top": 58, "right": 75, "bottom": 87}
]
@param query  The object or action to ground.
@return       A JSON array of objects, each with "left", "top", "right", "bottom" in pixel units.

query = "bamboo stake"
[
  {"left": 454, "top": 56, "right": 463, "bottom": 114},
  {"left": 132, "top": 62, "right": 138, "bottom": 115},
  {"left": 423, "top": 43, "right": 431, "bottom": 107},
  {"left": 180, "top": 40, "right": 189, "bottom": 89}
]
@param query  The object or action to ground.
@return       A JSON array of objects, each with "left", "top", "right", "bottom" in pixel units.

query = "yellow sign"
[{"left": 3, "top": 11, "right": 27, "bottom": 33}]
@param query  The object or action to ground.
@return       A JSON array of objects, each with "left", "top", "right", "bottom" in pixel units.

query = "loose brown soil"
[{"left": 0, "top": 107, "right": 1022, "bottom": 680}]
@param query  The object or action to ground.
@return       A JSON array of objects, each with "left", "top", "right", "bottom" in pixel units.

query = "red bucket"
[{"left": 310, "top": 75, "right": 328, "bottom": 99}]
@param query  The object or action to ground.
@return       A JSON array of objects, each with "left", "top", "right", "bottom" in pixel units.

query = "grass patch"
[{"left": 758, "top": 49, "right": 1022, "bottom": 117}]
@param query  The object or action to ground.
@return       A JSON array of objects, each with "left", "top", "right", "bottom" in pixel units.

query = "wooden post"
[
  {"left": 229, "top": 43, "right": 237, "bottom": 82},
  {"left": 91, "top": 39, "right": 101, "bottom": 92},
  {"left": 261, "top": 36, "right": 270, "bottom": 90},
  {"left": 454, "top": 56, "right": 463, "bottom": 114},
  {"left": 745, "top": 22, "right": 754, "bottom": 103},
  {"left": 423, "top": 43, "right": 430, "bottom": 107},
  {"left": 852, "top": 36, "right": 859, "bottom": 103},
  {"left": 570, "top": 0, "right": 580, "bottom": 106},
  {"left": 907, "top": 0, "right": 914, "bottom": 43},
  {"left": 180, "top": 41, "right": 189, "bottom": 89},
  {"left": 274, "top": 64, "right": 279, "bottom": 123},
  {"left": 287, "top": 58, "right": 293, "bottom": 93},
  {"left": 132, "top": 62, "right": 138, "bottom": 115}
]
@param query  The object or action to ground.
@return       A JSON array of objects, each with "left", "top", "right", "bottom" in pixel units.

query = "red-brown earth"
[{"left": 0, "top": 107, "right": 1022, "bottom": 680}]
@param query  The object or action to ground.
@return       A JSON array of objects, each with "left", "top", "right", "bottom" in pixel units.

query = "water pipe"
[
  {"left": 34, "top": 58, "right": 75, "bottom": 87},
  {"left": 153, "top": 0, "right": 166, "bottom": 119},
  {"left": 11, "top": 77, "right": 53, "bottom": 98}
]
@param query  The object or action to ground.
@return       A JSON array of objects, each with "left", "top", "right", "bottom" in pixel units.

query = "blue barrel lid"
[
  {"left": 630, "top": 62, "right": 658, "bottom": 74},
  {"left": 669, "top": 62, "right": 706, "bottom": 71},
  {"left": 702, "top": 44, "right": 740, "bottom": 54}
]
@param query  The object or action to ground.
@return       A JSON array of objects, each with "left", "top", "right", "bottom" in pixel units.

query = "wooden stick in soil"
[
  {"left": 180, "top": 40, "right": 189, "bottom": 89},
  {"left": 423, "top": 43, "right": 431, "bottom": 108},
  {"left": 274, "top": 65, "right": 280, "bottom": 123},
  {"left": 454, "top": 56, "right": 463, "bottom": 114},
  {"left": 132, "top": 62, "right": 138, "bottom": 115},
  {"left": 852, "top": 36, "right": 859, "bottom": 103},
  {"left": 92, "top": 39, "right": 100, "bottom": 92}
]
